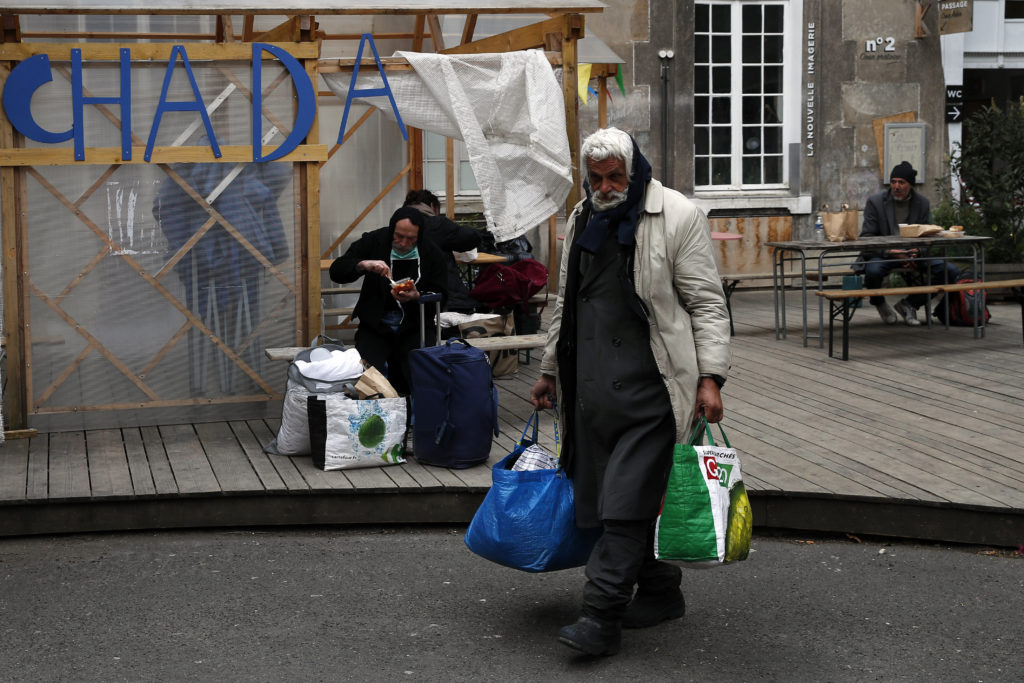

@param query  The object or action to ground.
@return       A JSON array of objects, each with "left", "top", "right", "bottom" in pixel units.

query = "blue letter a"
[{"left": 337, "top": 34, "right": 407, "bottom": 145}]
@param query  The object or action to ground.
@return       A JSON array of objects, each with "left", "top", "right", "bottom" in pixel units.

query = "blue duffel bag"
[
  {"left": 464, "top": 409, "right": 601, "bottom": 572},
  {"left": 408, "top": 338, "right": 498, "bottom": 468}
]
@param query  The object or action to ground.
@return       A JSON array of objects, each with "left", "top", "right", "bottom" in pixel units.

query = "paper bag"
[
  {"left": 899, "top": 224, "right": 943, "bottom": 237},
  {"left": 354, "top": 365, "right": 400, "bottom": 398},
  {"left": 452, "top": 313, "right": 518, "bottom": 377},
  {"left": 822, "top": 205, "right": 860, "bottom": 242}
]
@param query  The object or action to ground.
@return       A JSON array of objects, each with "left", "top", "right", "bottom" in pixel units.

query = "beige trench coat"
[{"left": 539, "top": 179, "right": 732, "bottom": 442}]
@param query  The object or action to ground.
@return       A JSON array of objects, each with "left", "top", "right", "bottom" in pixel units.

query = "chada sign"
[{"left": 1, "top": 34, "right": 405, "bottom": 163}]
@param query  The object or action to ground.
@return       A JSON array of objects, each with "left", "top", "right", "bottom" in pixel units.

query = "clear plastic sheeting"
[{"left": 323, "top": 50, "right": 573, "bottom": 242}]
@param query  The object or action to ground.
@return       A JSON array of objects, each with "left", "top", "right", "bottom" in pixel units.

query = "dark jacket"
[
  {"left": 329, "top": 225, "right": 448, "bottom": 336},
  {"left": 857, "top": 188, "right": 932, "bottom": 264},
  {"left": 421, "top": 214, "right": 482, "bottom": 311},
  {"left": 861, "top": 187, "right": 931, "bottom": 238}
]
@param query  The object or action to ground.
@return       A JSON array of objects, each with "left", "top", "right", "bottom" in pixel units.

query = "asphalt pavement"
[{"left": 1, "top": 527, "right": 1021, "bottom": 682}]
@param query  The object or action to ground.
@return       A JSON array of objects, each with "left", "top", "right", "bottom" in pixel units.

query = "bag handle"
[{"left": 689, "top": 416, "right": 732, "bottom": 448}]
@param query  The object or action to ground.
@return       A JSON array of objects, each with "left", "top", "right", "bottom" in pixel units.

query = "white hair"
[{"left": 581, "top": 127, "right": 633, "bottom": 174}]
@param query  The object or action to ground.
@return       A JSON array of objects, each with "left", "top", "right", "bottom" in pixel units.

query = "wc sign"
[{"left": 946, "top": 85, "right": 964, "bottom": 123}]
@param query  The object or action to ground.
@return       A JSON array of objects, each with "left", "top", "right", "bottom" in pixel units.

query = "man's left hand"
[{"left": 695, "top": 376, "right": 724, "bottom": 423}]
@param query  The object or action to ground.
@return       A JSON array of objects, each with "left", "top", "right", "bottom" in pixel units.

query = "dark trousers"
[
  {"left": 355, "top": 325, "right": 422, "bottom": 395},
  {"left": 863, "top": 256, "right": 959, "bottom": 308},
  {"left": 582, "top": 519, "right": 682, "bottom": 621}
]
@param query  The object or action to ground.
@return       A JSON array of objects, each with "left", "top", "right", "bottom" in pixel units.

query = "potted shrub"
[{"left": 932, "top": 97, "right": 1024, "bottom": 269}]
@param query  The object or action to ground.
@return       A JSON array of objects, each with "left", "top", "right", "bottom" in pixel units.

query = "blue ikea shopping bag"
[{"left": 464, "top": 409, "right": 601, "bottom": 573}]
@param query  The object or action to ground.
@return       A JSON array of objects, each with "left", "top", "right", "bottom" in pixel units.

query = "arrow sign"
[{"left": 946, "top": 84, "right": 964, "bottom": 123}]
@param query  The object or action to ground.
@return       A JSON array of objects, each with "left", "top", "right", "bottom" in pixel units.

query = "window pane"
[
  {"left": 424, "top": 132, "right": 444, "bottom": 158},
  {"left": 743, "top": 156, "right": 761, "bottom": 184},
  {"left": 711, "top": 4, "right": 730, "bottom": 32},
  {"left": 711, "top": 157, "right": 730, "bottom": 185},
  {"left": 764, "top": 126, "right": 782, "bottom": 154},
  {"left": 711, "top": 97, "right": 731, "bottom": 123},
  {"left": 765, "top": 5, "right": 785, "bottom": 32},
  {"left": 742, "top": 96, "right": 761, "bottom": 123},
  {"left": 764, "top": 155, "right": 783, "bottom": 184},
  {"left": 763, "top": 65, "right": 782, "bottom": 93},
  {"left": 764, "top": 95, "right": 782, "bottom": 124},
  {"left": 695, "top": 96, "right": 709, "bottom": 125},
  {"left": 459, "top": 161, "right": 478, "bottom": 192},
  {"left": 695, "top": 157, "right": 710, "bottom": 186},
  {"left": 695, "top": 65, "right": 710, "bottom": 94},
  {"left": 743, "top": 126, "right": 761, "bottom": 152},
  {"left": 696, "top": 2, "right": 709, "bottom": 29},
  {"left": 695, "top": 35, "right": 709, "bottom": 62},
  {"left": 425, "top": 162, "right": 444, "bottom": 192},
  {"left": 712, "top": 36, "right": 731, "bottom": 63},
  {"left": 742, "top": 35, "right": 760, "bottom": 63},
  {"left": 764, "top": 36, "right": 784, "bottom": 63},
  {"left": 742, "top": 4, "right": 761, "bottom": 33},
  {"left": 695, "top": 127, "right": 709, "bottom": 156},
  {"left": 711, "top": 127, "right": 731, "bottom": 154},
  {"left": 742, "top": 65, "right": 760, "bottom": 93},
  {"left": 712, "top": 66, "right": 731, "bottom": 93}
]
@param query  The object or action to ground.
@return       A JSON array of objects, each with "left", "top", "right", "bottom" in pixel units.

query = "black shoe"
[
  {"left": 622, "top": 589, "right": 685, "bottom": 629},
  {"left": 558, "top": 616, "right": 622, "bottom": 656}
]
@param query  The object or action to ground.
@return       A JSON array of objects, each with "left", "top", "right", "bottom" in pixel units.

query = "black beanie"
[
  {"left": 389, "top": 206, "right": 426, "bottom": 232},
  {"left": 890, "top": 161, "right": 917, "bottom": 183}
]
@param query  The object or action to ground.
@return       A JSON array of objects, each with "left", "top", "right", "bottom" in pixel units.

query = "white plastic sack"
[
  {"left": 322, "top": 50, "right": 572, "bottom": 242},
  {"left": 308, "top": 394, "right": 408, "bottom": 471}
]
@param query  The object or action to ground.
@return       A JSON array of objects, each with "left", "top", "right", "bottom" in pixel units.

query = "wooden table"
[{"left": 765, "top": 235, "right": 991, "bottom": 347}]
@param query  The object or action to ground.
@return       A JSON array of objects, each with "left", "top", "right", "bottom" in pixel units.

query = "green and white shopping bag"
[{"left": 654, "top": 417, "right": 753, "bottom": 566}]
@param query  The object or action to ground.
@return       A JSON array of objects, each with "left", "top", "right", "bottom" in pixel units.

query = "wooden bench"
[
  {"left": 816, "top": 279, "right": 1024, "bottom": 360},
  {"left": 265, "top": 333, "right": 547, "bottom": 363}
]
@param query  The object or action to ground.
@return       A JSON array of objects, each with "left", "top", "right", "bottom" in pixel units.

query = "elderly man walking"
[{"left": 530, "top": 128, "right": 732, "bottom": 656}]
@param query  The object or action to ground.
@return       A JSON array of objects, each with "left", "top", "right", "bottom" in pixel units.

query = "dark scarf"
[{"left": 576, "top": 136, "right": 652, "bottom": 253}]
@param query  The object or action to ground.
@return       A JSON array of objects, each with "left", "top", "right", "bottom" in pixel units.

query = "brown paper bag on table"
[
  {"left": 822, "top": 204, "right": 860, "bottom": 242},
  {"left": 355, "top": 365, "right": 400, "bottom": 399}
]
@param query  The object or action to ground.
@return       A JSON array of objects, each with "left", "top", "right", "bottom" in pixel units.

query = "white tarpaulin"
[{"left": 323, "top": 50, "right": 573, "bottom": 242}]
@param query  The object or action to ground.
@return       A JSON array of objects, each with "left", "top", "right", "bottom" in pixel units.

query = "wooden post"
[
  {"left": 0, "top": 62, "right": 26, "bottom": 428},
  {"left": 304, "top": 50, "right": 322, "bottom": 344},
  {"left": 561, "top": 14, "right": 584, "bottom": 215},
  {"left": 445, "top": 137, "right": 456, "bottom": 218}
]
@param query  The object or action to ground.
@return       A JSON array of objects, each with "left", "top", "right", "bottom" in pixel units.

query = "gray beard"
[{"left": 591, "top": 190, "right": 627, "bottom": 212}]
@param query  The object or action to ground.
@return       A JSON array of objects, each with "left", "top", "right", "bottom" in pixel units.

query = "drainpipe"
[{"left": 658, "top": 49, "right": 675, "bottom": 182}]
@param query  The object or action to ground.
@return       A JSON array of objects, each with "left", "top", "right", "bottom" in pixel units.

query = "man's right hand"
[
  {"left": 530, "top": 373, "right": 557, "bottom": 410},
  {"left": 358, "top": 260, "right": 391, "bottom": 279}
]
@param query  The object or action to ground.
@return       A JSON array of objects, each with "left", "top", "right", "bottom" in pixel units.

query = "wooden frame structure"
[{"left": 0, "top": 1, "right": 604, "bottom": 432}]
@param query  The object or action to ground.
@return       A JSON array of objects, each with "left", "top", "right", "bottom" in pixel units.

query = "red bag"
[{"left": 470, "top": 258, "right": 548, "bottom": 309}]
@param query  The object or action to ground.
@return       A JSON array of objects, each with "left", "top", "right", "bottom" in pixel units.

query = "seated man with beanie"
[{"left": 857, "top": 161, "right": 959, "bottom": 326}]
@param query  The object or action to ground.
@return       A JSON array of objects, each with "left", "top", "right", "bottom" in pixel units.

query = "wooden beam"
[
  {"left": 304, "top": 55, "right": 322, "bottom": 346},
  {"left": 0, "top": 41, "right": 319, "bottom": 61},
  {"left": 427, "top": 14, "right": 445, "bottom": 52},
  {"left": 461, "top": 14, "right": 478, "bottom": 45},
  {"left": 561, "top": 14, "right": 584, "bottom": 213},
  {"left": 0, "top": 62, "right": 26, "bottom": 429},
  {"left": 0, "top": 144, "right": 327, "bottom": 167},
  {"left": 441, "top": 15, "right": 562, "bottom": 54},
  {"left": 445, "top": 137, "right": 455, "bottom": 218}
]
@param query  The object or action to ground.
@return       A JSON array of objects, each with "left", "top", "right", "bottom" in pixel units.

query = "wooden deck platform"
[{"left": 2, "top": 290, "right": 1022, "bottom": 546}]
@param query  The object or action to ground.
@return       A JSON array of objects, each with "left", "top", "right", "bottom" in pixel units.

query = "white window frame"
[
  {"left": 693, "top": 0, "right": 803, "bottom": 197},
  {"left": 422, "top": 131, "right": 480, "bottom": 199}
]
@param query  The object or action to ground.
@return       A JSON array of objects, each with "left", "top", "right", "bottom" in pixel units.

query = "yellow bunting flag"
[{"left": 577, "top": 63, "right": 593, "bottom": 104}]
